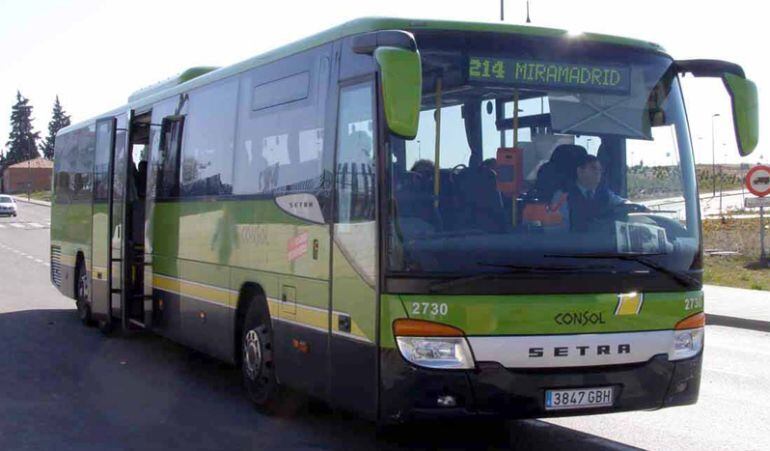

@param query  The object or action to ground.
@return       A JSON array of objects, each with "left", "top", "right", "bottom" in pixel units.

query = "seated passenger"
[
  {"left": 410, "top": 159, "right": 435, "bottom": 186},
  {"left": 553, "top": 154, "right": 625, "bottom": 232},
  {"left": 480, "top": 157, "right": 497, "bottom": 172}
]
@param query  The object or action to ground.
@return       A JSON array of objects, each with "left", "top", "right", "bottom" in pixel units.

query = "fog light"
[{"left": 437, "top": 395, "right": 457, "bottom": 407}]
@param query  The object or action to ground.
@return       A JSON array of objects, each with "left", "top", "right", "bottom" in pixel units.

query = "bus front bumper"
[{"left": 379, "top": 350, "right": 701, "bottom": 423}]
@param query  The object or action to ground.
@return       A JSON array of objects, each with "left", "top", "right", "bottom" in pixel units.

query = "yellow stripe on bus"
[{"left": 151, "top": 274, "right": 371, "bottom": 342}]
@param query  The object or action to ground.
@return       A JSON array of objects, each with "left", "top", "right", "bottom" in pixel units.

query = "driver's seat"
[{"left": 454, "top": 165, "right": 506, "bottom": 232}]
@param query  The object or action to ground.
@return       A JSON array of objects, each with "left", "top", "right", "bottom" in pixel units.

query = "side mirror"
[
  {"left": 723, "top": 74, "right": 759, "bottom": 156},
  {"left": 374, "top": 47, "right": 422, "bottom": 140},
  {"left": 676, "top": 59, "right": 759, "bottom": 156}
]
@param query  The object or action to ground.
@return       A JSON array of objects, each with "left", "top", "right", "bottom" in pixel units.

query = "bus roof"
[{"left": 59, "top": 17, "right": 666, "bottom": 136}]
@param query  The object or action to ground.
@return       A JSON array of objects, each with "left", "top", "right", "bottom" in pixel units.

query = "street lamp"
[{"left": 711, "top": 113, "right": 720, "bottom": 196}]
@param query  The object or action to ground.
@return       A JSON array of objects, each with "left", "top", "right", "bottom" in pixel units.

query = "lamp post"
[
  {"left": 719, "top": 142, "right": 727, "bottom": 216},
  {"left": 711, "top": 113, "right": 720, "bottom": 196},
  {"left": 27, "top": 157, "right": 31, "bottom": 202}
]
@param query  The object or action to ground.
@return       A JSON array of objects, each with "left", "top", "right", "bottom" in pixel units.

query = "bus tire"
[
  {"left": 241, "top": 300, "right": 284, "bottom": 412},
  {"left": 75, "top": 258, "right": 95, "bottom": 327}
]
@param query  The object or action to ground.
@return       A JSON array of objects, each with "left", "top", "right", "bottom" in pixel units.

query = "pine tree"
[
  {"left": 4, "top": 91, "right": 40, "bottom": 169},
  {"left": 41, "top": 96, "right": 71, "bottom": 160}
]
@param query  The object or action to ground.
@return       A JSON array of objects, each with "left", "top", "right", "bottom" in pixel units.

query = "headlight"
[
  {"left": 670, "top": 328, "right": 704, "bottom": 360},
  {"left": 393, "top": 318, "right": 475, "bottom": 370},
  {"left": 669, "top": 312, "right": 705, "bottom": 360},
  {"left": 396, "top": 336, "right": 475, "bottom": 369}
]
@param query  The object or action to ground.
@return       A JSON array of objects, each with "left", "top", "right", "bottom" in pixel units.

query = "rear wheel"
[
  {"left": 241, "top": 300, "right": 284, "bottom": 412},
  {"left": 75, "top": 260, "right": 94, "bottom": 327}
]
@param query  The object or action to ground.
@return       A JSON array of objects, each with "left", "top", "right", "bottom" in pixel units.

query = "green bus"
[{"left": 51, "top": 18, "right": 758, "bottom": 422}]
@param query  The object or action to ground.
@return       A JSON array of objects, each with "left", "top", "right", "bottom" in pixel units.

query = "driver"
[{"left": 554, "top": 154, "right": 625, "bottom": 232}]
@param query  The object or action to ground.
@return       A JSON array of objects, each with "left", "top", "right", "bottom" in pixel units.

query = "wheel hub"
[{"left": 244, "top": 329, "right": 263, "bottom": 380}]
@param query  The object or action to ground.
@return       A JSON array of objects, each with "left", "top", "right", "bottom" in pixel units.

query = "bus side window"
[
  {"left": 156, "top": 116, "right": 184, "bottom": 198},
  {"left": 336, "top": 82, "right": 375, "bottom": 223}
]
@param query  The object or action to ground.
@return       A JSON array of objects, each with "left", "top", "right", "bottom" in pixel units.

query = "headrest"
[{"left": 550, "top": 144, "right": 588, "bottom": 174}]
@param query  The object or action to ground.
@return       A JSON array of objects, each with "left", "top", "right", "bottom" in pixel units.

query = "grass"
[
  {"left": 27, "top": 191, "right": 52, "bottom": 202},
  {"left": 702, "top": 216, "right": 770, "bottom": 290}
]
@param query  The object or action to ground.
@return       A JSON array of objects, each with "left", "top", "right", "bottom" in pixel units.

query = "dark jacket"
[{"left": 567, "top": 185, "right": 616, "bottom": 232}]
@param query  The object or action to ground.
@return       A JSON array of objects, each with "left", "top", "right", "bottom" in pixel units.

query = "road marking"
[
  {"left": 9, "top": 223, "right": 25, "bottom": 229},
  {"left": 0, "top": 224, "right": 5, "bottom": 228},
  {"left": 27, "top": 222, "right": 43, "bottom": 228}
]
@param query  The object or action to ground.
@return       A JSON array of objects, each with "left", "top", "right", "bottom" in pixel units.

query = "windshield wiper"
[
  {"left": 427, "top": 262, "right": 610, "bottom": 293},
  {"left": 544, "top": 252, "right": 700, "bottom": 288}
]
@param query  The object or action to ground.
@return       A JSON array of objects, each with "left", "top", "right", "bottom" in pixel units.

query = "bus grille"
[{"left": 50, "top": 245, "right": 62, "bottom": 287}]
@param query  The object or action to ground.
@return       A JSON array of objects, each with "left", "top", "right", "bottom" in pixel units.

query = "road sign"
[
  {"left": 746, "top": 197, "right": 770, "bottom": 208},
  {"left": 745, "top": 165, "right": 770, "bottom": 197}
]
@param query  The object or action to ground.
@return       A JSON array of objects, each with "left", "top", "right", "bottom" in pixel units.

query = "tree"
[
  {"left": 41, "top": 96, "right": 71, "bottom": 160},
  {"left": 4, "top": 91, "right": 40, "bottom": 169}
]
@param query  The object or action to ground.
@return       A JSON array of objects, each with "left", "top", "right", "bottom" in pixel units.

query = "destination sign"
[{"left": 468, "top": 57, "right": 631, "bottom": 94}]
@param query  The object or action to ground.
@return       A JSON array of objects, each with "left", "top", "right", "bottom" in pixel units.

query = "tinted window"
[
  {"left": 251, "top": 71, "right": 310, "bottom": 111},
  {"left": 233, "top": 48, "right": 331, "bottom": 197},
  {"left": 179, "top": 78, "right": 237, "bottom": 197},
  {"left": 74, "top": 126, "right": 95, "bottom": 201},
  {"left": 336, "top": 82, "right": 375, "bottom": 223},
  {"left": 93, "top": 119, "right": 114, "bottom": 201},
  {"left": 54, "top": 131, "right": 78, "bottom": 202},
  {"left": 156, "top": 116, "right": 184, "bottom": 198}
]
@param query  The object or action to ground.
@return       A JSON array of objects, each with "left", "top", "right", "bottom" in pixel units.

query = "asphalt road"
[{"left": 1, "top": 201, "right": 768, "bottom": 450}]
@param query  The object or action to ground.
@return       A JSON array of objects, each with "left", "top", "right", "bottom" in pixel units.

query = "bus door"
[
  {"left": 100, "top": 110, "right": 150, "bottom": 331},
  {"left": 121, "top": 110, "right": 152, "bottom": 330},
  {"left": 330, "top": 78, "right": 379, "bottom": 418},
  {"left": 90, "top": 117, "right": 116, "bottom": 324},
  {"left": 105, "top": 113, "right": 128, "bottom": 329}
]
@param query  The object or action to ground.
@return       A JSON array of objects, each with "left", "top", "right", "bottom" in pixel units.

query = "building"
[{"left": 2, "top": 157, "right": 53, "bottom": 194}]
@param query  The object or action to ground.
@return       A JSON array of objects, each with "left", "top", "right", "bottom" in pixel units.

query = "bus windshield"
[{"left": 386, "top": 32, "right": 700, "bottom": 287}]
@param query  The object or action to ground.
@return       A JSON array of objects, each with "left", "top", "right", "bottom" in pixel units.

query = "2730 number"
[{"left": 411, "top": 302, "right": 449, "bottom": 316}]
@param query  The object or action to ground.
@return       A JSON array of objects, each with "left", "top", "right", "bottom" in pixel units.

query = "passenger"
[
  {"left": 480, "top": 157, "right": 497, "bottom": 172},
  {"left": 553, "top": 154, "right": 625, "bottom": 232},
  {"left": 410, "top": 159, "right": 435, "bottom": 178}
]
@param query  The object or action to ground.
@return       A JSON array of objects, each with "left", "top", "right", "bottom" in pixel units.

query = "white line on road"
[
  {"left": 9, "top": 223, "right": 25, "bottom": 229},
  {"left": 27, "top": 222, "right": 43, "bottom": 228}
]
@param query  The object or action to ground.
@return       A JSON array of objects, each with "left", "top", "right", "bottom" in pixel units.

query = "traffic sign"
[{"left": 745, "top": 165, "right": 770, "bottom": 197}]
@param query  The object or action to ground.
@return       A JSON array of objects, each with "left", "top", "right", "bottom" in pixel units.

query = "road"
[{"left": 1, "top": 201, "right": 768, "bottom": 450}]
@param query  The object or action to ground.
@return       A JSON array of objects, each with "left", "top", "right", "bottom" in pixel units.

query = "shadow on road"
[
  {"left": 0, "top": 308, "right": 638, "bottom": 450},
  {"left": 707, "top": 313, "right": 770, "bottom": 332}
]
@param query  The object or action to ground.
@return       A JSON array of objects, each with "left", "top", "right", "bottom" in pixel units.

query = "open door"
[
  {"left": 90, "top": 117, "right": 116, "bottom": 324},
  {"left": 108, "top": 113, "right": 129, "bottom": 329},
  {"left": 95, "top": 110, "right": 151, "bottom": 331},
  {"left": 120, "top": 110, "right": 151, "bottom": 330}
]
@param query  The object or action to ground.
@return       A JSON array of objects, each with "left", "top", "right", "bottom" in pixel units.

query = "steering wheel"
[{"left": 612, "top": 202, "right": 650, "bottom": 216}]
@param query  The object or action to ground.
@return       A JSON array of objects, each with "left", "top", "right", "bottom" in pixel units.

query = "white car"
[{"left": 0, "top": 195, "right": 17, "bottom": 217}]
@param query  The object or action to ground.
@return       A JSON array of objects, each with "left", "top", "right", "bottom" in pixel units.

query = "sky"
[{"left": 0, "top": 0, "right": 765, "bottom": 165}]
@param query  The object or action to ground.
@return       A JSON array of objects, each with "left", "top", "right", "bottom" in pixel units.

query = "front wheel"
[{"left": 241, "top": 301, "right": 284, "bottom": 412}]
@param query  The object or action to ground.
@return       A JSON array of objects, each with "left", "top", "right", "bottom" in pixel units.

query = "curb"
[{"left": 10, "top": 195, "right": 51, "bottom": 207}]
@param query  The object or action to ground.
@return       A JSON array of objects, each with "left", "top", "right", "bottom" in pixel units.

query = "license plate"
[{"left": 545, "top": 387, "right": 614, "bottom": 410}]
